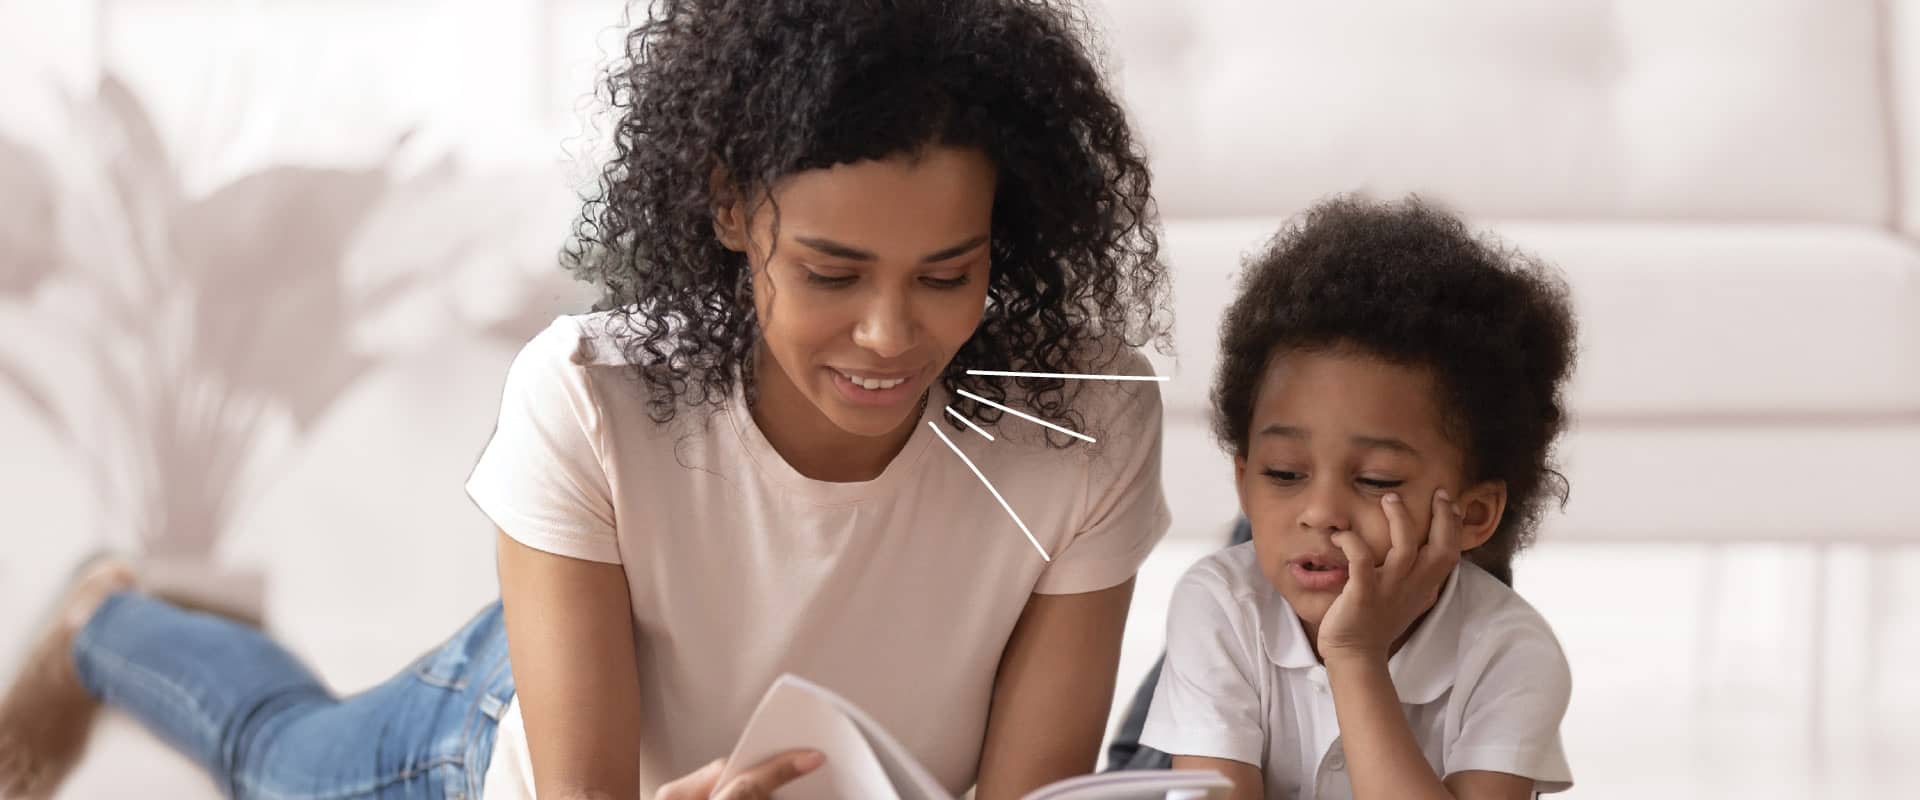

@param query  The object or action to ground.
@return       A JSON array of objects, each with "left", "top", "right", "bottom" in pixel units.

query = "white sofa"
[{"left": 1101, "top": 0, "right": 1920, "bottom": 546}]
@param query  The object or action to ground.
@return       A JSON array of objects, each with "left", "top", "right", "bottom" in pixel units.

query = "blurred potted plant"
[{"left": 0, "top": 75, "right": 581, "bottom": 619}]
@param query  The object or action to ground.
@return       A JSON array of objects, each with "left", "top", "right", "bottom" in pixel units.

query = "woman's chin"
[{"left": 823, "top": 406, "right": 921, "bottom": 439}]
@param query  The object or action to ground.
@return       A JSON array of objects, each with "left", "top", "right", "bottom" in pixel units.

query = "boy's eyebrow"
[
  {"left": 793, "top": 234, "right": 989, "bottom": 264},
  {"left": 1257, "top": 424, "right": 1423, "bottom": 459},
  {"left": 1352, "top": 435, "right": 1423, "bottom": 459}
]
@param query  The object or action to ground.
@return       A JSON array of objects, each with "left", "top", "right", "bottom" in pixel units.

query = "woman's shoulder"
[
  {"left": 512, "top": 310, "right": 652, "bottom": 369},
  {"left": 499, "top": 311, "right": 723, "bottom": 436},
  {"left": 972, "top": 344, "right": 1164, "bottom": 454}
]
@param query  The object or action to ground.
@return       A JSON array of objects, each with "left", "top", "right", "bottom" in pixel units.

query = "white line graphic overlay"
[
  {"left": 954, "top": 389, "right": 1096, "bottom": 444},
  {"left": 927, "top": 421, "right": 1050, "bottom": 561},
  {"left": 965, "top": 369, "right": 1169, "bottom": 382},
  {"left": 943, "top": 406, "right": 995, "bottom": 441}
]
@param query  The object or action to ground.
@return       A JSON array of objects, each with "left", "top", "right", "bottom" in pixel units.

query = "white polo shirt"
[{"left": 1140, "top": 543, "right": 1573, "bottom": 799}]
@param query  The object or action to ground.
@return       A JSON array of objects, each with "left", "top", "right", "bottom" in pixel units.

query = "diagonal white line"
[
  {"left": 965, "top": 369, "right": 1169, "bottom": 382},
  {"left": 928, "top": 421, "right": 1050, "bottom": 562},
  {"left": 954, "top": 389, "right": 1095, "bottom": 443},
  {"left": 943, "top": 406, "right": 995, "bottom": 441}
]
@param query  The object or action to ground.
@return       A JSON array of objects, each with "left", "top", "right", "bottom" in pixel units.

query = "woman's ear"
[
  {"left": 711, "top": 166, "right": 748, "bottom": 252},
  {"left": 1456, "top": 480, "right": 1507, "bottom": 552}
]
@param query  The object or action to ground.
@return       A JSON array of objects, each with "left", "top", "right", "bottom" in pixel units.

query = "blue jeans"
[{"left": 71, "top": 594, "right": 516, "bottom": 799}]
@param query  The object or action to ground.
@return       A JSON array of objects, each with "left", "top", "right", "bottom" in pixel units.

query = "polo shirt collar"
[{"left": 1261, "top": 563, "right": 1469, "bottom": 704}]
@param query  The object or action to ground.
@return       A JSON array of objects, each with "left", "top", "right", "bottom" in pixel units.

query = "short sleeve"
[
  {"left": 464, "top": 317, "right": 622, "bottom": 564},
  {"left": 1138, "top": 564, "right": 1267, "bottom": 767},
  {"left": 1031, "top": 352, "right": 1171, "bottom": 595},
  {"left": 1446, "top": 626, "right": 1575, "bottom": 793}
]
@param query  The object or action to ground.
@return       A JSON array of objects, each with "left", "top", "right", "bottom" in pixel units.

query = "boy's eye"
[
  {"left": 1261, "top": 469, "right": 1303, "bottom": 484},
  {"left": 1357, "top": 477, "right": 1404, "bottom": 490}
]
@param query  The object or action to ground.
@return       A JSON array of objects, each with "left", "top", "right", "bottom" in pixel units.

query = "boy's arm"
[
  {"left": 1325, "top": 652, "right": 1532, "bottom": 800},
  {"left": 1170, "top": 755, "right": 1263, "bottom": 800}
]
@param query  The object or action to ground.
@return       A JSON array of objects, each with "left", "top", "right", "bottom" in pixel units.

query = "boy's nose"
[{"left": 1297, "top": 482, "right": 1352, "bottom": 534}]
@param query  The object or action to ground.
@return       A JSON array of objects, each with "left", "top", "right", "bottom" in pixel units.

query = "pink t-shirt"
[{"left": 465, "top": 313, "right": 1170, "bottom": 799}]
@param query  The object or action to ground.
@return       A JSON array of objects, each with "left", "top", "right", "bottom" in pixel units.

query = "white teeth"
[{"left": 838, "top": 370, "right": 907, "bottom": 391}]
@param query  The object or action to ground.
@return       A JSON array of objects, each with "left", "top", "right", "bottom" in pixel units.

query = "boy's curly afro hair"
[
  {"left": 564, "top": 0, "right": 1170, "bottom": 434},
  {"left": 1212, "top": 196, "right": 1578, "bottom": 584}
]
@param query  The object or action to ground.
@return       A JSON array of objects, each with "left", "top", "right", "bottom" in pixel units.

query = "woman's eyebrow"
[{"left": 793, "top": 234, "right": 989, "bottom": 263}]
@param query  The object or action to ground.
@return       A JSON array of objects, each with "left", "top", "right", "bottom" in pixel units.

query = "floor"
[{"left": 3, "top": 352, "right": 1918, "bottom": 798}]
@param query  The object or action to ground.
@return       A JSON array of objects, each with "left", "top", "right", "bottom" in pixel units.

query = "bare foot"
[{"left": 0, "top": 558, "right": 137, "bottom": 800}]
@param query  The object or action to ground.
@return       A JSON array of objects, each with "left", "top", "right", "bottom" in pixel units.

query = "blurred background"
[{"left": 1, "top": 1, "right": 1916, "bottom": 797}]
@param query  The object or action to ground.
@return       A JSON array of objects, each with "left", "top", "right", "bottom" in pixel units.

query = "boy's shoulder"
[
  {"left": 1438, "top": 563, "right": 1572, "bottom": 687},
  {"left": 1176, "top": 540, "right": 1267, "bottom": 604},
  {"left": 1167, "top": 542, "right": 1312, "bottom": 670},
  {"left": 1450, "top": 563, "right": 1565, "bottom": 646}
]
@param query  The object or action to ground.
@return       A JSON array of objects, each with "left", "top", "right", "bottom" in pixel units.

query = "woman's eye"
[
  {"left": 922, "top": 274, "right": 971, "bottom": 289},
  {"left": 803, "top": 269, "right": 856, "bottom": 287},
  {"left": 1357, "top": 477, "right": 1405, "bottom": 490},
  {"left": 1261, "top": 469, "right": 1303, "bottom": 484}
]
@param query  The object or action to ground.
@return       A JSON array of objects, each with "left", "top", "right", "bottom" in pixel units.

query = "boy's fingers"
[
  {"left": 1332, "top": 530, "right": 1375, "bottom": 595},
  {"left": 1425, "top": 490, "right": 1464, "bottom": 561},
  {"left": 1380, "top": 492, "right": 1417, "bottom": 580}
]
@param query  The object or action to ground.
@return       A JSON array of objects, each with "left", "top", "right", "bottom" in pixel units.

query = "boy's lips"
[{"left": 1288, "top": 553, "right": 1350, "bottom": 592}]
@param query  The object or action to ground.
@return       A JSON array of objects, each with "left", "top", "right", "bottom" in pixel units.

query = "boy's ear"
[
  {"left": 1456, "top": 480, "right": 1507, "bottom": 552},
  {"left": 710, "top": 166, "right": 748, "bottom": 252}
]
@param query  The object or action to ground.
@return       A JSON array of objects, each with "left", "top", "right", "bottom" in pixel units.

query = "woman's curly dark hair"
[
  {"left": 563, "top": 0, "right": 1170, "bottom": 436},
  {"left": 1211, "top": 196, "right": 1578, "bottom": 585}
]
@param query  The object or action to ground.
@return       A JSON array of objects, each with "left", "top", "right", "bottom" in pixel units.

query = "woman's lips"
[{"left": 827, "top": 366, "right": 921, "bottom": 407}]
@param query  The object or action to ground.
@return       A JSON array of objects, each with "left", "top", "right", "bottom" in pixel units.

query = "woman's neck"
[{"left": 748, "top": 350, "right": 923, "bottom": 483}]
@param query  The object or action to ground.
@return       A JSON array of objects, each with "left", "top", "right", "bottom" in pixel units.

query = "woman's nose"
[{"left": 851, "top": 291, "right": 916, "bottom": 358}]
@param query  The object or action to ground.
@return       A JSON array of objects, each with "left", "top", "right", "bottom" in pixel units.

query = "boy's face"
[{"left": 1234, "top": 348, "right": 1502, "bottom": 641}]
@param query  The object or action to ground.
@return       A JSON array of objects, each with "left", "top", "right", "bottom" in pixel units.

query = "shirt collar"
[{"left": 1262, "top": 563, "right": 1471, "bottom": 704}]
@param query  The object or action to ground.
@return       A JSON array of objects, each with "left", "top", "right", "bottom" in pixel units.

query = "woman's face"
[{"left": 720, "top": 146, "right": 996, "bottom": 440}]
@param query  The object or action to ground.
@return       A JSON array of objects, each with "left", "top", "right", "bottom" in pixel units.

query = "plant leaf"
[
  {"left": 0, "top": 133, "right": 60, "bottom": 296},
  {"left": 96, "top": 74, "right": 182, "bottom": 282},
  {"left": 173, "top": 165, "right": 388, "bottom": 432},
  {"left": 0, "top": 358, "right": 71, "bottom": 444}
]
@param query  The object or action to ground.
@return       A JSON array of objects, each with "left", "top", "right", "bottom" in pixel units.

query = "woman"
[{"left": 0, "top": 1, "right": 1172, "bottom": 798}]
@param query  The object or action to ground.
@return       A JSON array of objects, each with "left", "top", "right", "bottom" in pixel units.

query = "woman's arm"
[
  {"left": 497, "top": 530, "right": 644, "bottom": 800},
  {"left": 973, "top": 579, "right": 1134, "bottom": 799},
  {"left": 496, "top": 531, "right": 828, "bottom": 800}
]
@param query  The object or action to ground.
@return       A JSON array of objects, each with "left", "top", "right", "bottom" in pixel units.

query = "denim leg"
[{"left": 72, "top": 595, "right": 514, "bottom": 799}]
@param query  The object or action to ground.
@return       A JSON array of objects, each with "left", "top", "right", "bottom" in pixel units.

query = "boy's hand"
[{"left": 1317, "top": 489, "right": 1463, "bottom": 661}]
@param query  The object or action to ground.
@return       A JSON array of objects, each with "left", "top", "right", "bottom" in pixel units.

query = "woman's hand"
[
  {"left": 655, "top": 750, "right": 825, "bottom": 800},
  {"left": 1316, "top": 490, "right": 1462, "bottom": 661}
]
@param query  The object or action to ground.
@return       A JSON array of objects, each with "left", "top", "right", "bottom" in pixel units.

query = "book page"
[
  {"left": 720, "top": 675, "right": 903, "bottom": 800},
  {"left": 1019, "top": 769, "right": 1234, "bottom": 800},
  {"left": 778, "top": 675, "right": 955, "bottom": 800}
]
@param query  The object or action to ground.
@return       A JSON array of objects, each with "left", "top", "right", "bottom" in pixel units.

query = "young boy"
[{"left": 1141, "top": 196, "right": 1577, "bottom": 799}]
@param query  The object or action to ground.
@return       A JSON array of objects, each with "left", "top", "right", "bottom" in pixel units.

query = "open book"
[{"left": 717, "top": 674, "right": 1233, "bottom": 800}]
